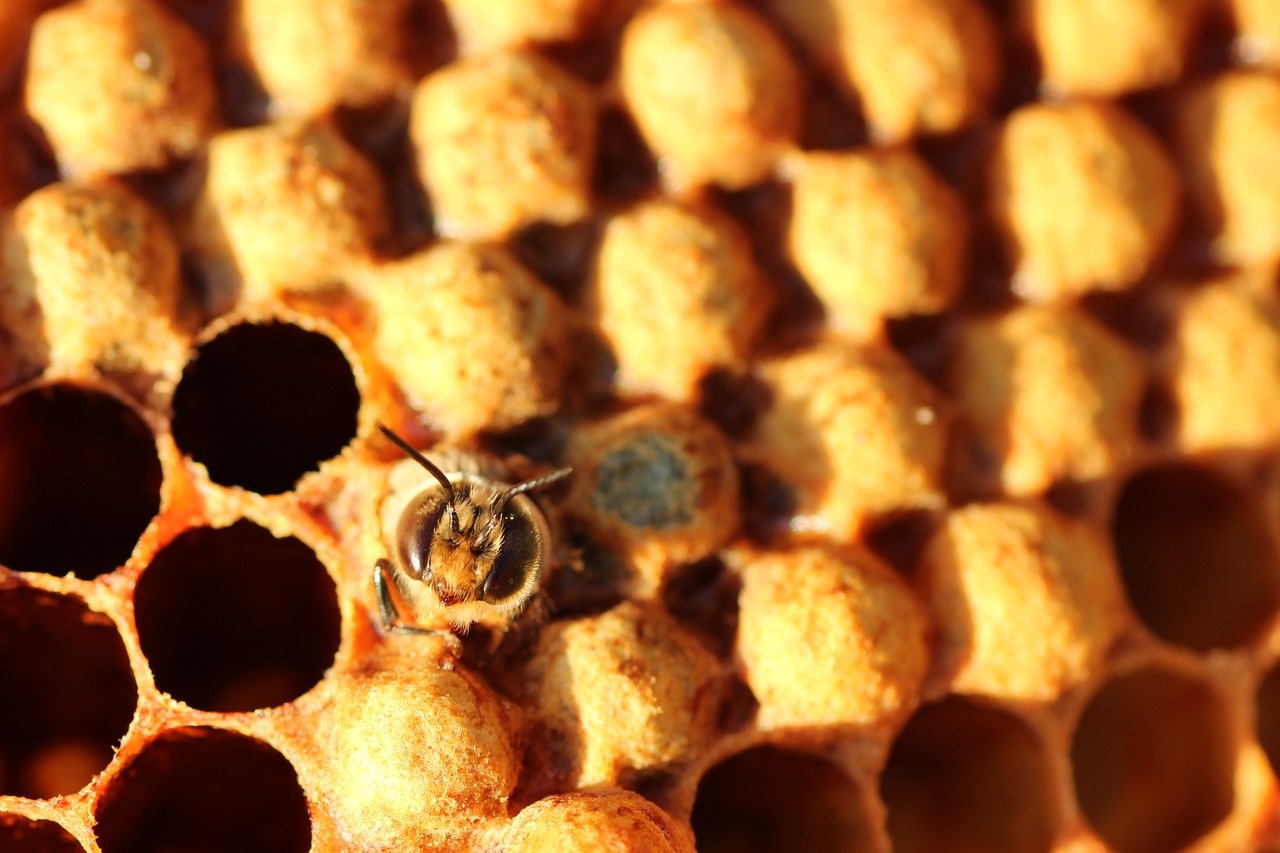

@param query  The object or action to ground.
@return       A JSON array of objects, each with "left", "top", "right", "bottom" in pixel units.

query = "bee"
[{"left": 374, "top": 425, "right": 571, "bottom": 655}]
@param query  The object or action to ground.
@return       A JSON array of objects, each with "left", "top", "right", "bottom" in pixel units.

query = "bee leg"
[{"left": 374, "top": 560, "right": 464, "bottom": 662}]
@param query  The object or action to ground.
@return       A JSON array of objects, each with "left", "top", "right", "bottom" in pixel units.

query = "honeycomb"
[{"left": 3, "top": 0, "right": 1280, "bottom": 851}]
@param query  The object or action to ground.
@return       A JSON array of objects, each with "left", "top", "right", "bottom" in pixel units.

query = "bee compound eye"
[
  {"left": 481, "top": 505, "right": 545, "bottom": 606},
  {"left": 396, "top": 490, "right": 450, "bottom": 580}
]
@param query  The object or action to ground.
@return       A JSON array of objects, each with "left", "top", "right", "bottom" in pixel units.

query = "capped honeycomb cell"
[
  {"left": 591, "top": 199, "right": 771, "bottom": 401},
  {"left": 94, "top": 727, "right": 310, "bottom": 853},
  {"left": 566, "top": 403, "right": 739, "bottom": 586},
  {"left": 0, "top": 587, "right": 135, "bottom": 799},
  {"left": 0, "top": 179, "right": 186, "bottom": 384},
  {"left": 442, "top": 0, "right": 610, "bottom": 54},
  {"left": 361, "top": 241, "right": 572, "bottom": 438},
  {"left": 986, "top": 101, "right": 1179, "bottom": 302},
  {"left": 1112, "top": 463, "right": 1280, "bottom": 651},
  {"left": 1020, "top": 0, "right": 1206, "bottom": 96},
  {"left": 691, "top": 745, "right": 879, "bottom": 853},
  {"left": 787, "top": 147, "right": 969, "bottom": 335},
  {"left": 232, "top": 0, "right": 416, "bottom": 116},
  {"left": 523, "top": 602, "right": 722, "bottom": 787},
  {"left": 171, "top": 318, "right": 361, "bottom": 494},
  {"left": 919, "top": 502, "right": 1128, "bottom": 701},
  {"left": 504, "top": 790, "right": 695, "bottom": 853},
  {"left": 1175, "top": 71, "right": 1280, "bottom": 267},
  {"left": 409, "top": 51, "right": 596, "bottom": 240},
  {"left": 321, "top": 663, "right": 518, "bottom": 850},
  {"left": 764, "top": 0, "right": 999, "bottom": 141},
  {"left": 881, "top": 696, "right": 1059, "bottom": 853},
  {"left": 948, "top": 304, "right": 1147, "bottom": 496},
  {"left": 1166, "top": 272, "right": 1280, "bottom": 454},
  {"left": 734, "top": 544, "right": 929, "bottom": 729},
  {"left": 1071, "top": 666, "right": 1236, "bottom": 853},
  {"left": 0, "top": 383, "right": 160, "bottom": 578},
  {"left": 25, "top": 0, "right": 217, "bottom": 176},
  {"left": 1231, "top": 0, "right": 1280, "bottom": 68},
  {"left": 619, "top": 2, "right": 801, "bottom": 191},
  {"left": 742, "top": 339, "right": 949, "bottom": 542},
  {"left": 185, "top": 119, "right": 388, "bottom": 308}
]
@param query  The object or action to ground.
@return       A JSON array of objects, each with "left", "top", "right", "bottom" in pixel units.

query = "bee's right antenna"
[{"left": 378, "top": 424, "right": 460, "bottom": 537}]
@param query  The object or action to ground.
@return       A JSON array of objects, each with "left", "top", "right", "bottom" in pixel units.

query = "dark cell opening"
[
  {"left": 0, "top": 587, "right": 136, "bottom": 798},
  {"left": 1257, "top": 663, "right": 1280, "bottom": 781},
  {"left": 691, "top": 746, "right": 877, "bottom": 853},
  {"left": 171, "top": 321, "right": 360, "bottom": 495},
  {"left": 1111, "top": 463, "right": 1280, "bottom": 650},
  {"left": 882, "top": 697, "right": 1057, "bottom": 853},
  {"left": 0, "top": 815, "right": 84, "bottom": 852},
  {"left": 133, "top": 520, "right": 341, "bottom": 712},
  {"left": 94, "top": 727, "right": 310, "bottom": 853},
  {"left": 662, "top": 557, "right": 740, "bottom": 659},
  {"left": 0, "top": 384, "right": 161, "bottom": 578},
  {"left": 1071, "top": 668, "right": 1234, "bottom": 853}
]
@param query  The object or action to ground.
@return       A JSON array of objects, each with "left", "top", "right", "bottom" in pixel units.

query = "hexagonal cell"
[
  {"left": 1111, "top": 463, "right": 1280, "bottom": 651},
  {"left": 880, "top": 696, "right": 1058, "bottom": 853},
  {"left": 0, "top": 384, "right": 161, "bottom": 578},
  {"left": 1071, "top": 667, "right": 1235, "bottom": 853},
  {"left": 691, "top": 746, "right": 878, "bottom": 853},
  {"left": 134, "top": 520, "right": 340, "bottom": 712},
  {"left": 94, "top": 727, "right": 310, "bottom": 853},
  {"left": 171, "top": 320, "right": 360, "bottom": 495},
  {"left": 0, "top": 587, "right": 136, "bottom": 798},
  {"left": 0, "top": 815, "right": 83, "bottom": 852}
]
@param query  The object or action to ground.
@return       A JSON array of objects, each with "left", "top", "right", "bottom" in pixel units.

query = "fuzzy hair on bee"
[{"left": 374, "top": 425, "right": 571, "bottom": 652}]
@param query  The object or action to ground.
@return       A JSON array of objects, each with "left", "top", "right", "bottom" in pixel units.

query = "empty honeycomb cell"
[
  {"left": 409, "top": 50, "right": 596, "bottom": 240},
  {"left": 24, "top": 0, "right": 218, "bottom": 177},
  {"left": 184, "top": 119, "right": 388, "bottom": 308},
  {"left": 0, "top": 0, "right": 44, "bottom": 89},
  {"left": 734, "top": 544, "right": 929, "bottom": 729},
  {"left": 947, "top": 304, "right": 1147, "bottom": 496},
  {"left": 94, "top": 727, "right": 310, "bottom": 853},
  {"left": 134, "top": 519, "right": 340, "bottom": 711},
  {"left": 787, "top": 147, "right": 969, "bottom": 335},
  {"left": 1231, "top": 0, "right": 1280, "bottom": 67},
  {"left": 1176, "top": 71, "right": 1280, "bottom": 267},
  {"left": 1070, "top": 667, "right": 1236, "bottom": 853},
  {"left": 1257, "top": 664, "right": 1280, "bottom": 778},
  {"left": 0, "top": 383, "right": 160, "bottom": 578},
  {"left": 1111, "top": 463, "right": 1280, "bottom": 651},
  {"left": 742, "top": 339, "right": 949, "bottom": 542},
  {"left": 523, "top": 601, "right": 723, "bottom": 787},
  {"left": 442, "top": 0, "right": 609, "bottom": 54},
  {"left": 231, "top": 0, "right": 416, "bottom": 116},
  {"left": 1020, "top": 0, "right": 1205, "bottom": 96},
  {"left": 0, "top": 178, "right": 187, "bottom": 386},
  {"left": 661, "top": 557, "right": 740, "bottom": 660},
  {"left": 591, "top": 198, "right": 771, "bottom": 402},
  {"left": 986, "top": 100, "right": 1179, "bottom": 302},
  {"left": 171, "top": 319, "right": 360, "bottom": 495},
  {"left": 690, "top": 745, "right": 878, "bottom": 853},
  {"left": 0, "top": 587, "right": 135, "bottom": 798},
  {"left": 880, "top": 696, "right": 1059, "bottom": 853},
  {"left": 763, "top": 0, "right": 999, "bottom": 141},
  {"left": 0, "top": 815, "right": 83, "bottom": 852},
  {"left": 618, "top": 3, "right": 801, "bottom": 191},
  {"left": 566, "top": 403, "right": 739, "bottom": 586},
  {"left": 360, "top": 241, "right": 571, "bottom": 438},
  {"left": 919, "top": 502, "right": 1128, "bottom": 701},
  {"left": 504, "top": 789, "right": 695, "bottom": 853},
  {"left": 322, "top": 664, "right": 518, "bottom": 850},
  {"left": 1167, "top": 272, "right": 1280, "bottom": 453}
]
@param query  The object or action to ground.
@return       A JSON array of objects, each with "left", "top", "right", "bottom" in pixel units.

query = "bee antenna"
[
  {"left": 493, "top": 467, "right": 573, "bottom": 513},
  {"left": 377, "top": 424, "right": 461, "bottom": 537}
]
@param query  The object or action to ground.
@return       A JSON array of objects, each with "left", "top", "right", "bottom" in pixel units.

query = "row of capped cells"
[
  {"left": 1, "top": 315, "right": 1280, "bottom": 850},
  {"left": 1, "top": 0, "right": 1280, "bottom": 319}
]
